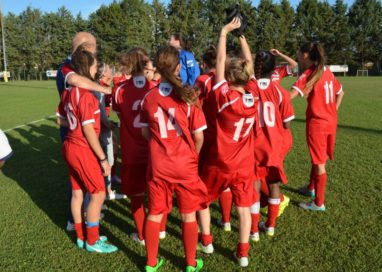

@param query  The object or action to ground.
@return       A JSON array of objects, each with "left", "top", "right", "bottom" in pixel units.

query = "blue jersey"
[{"left": 179, "top": 50, "right": 200, "bottom": 86}]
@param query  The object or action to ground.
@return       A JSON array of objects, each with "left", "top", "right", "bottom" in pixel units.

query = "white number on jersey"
[
  {"left": 233, "top": 117, "right": 255, "bottom": 141},
  {"left": 132, "top": 100, "right": 145, "bottom": 128},
  {"left": 324, "top": 81, "right": 334, "bottom": 104},
  {"left": 154, "top": 107, "right": 182, "bottom": 138},
  {"left": 258, "top": 101, "right": 275, "bottom": 127},
  {"left": 65, "top": 102, "right": 77, "bottom": 130}
]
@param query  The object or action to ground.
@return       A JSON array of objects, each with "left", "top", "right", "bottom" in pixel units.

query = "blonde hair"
[{"left": 225, "top": 57, "right": 253, "bottom": 86}]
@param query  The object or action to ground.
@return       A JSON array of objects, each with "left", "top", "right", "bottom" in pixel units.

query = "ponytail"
[
  {"left": 300, "top": 42, "right": 325, "bottom": 96},
  {"left": 156, "top": 46, "right": 198, "bottom": 105}
]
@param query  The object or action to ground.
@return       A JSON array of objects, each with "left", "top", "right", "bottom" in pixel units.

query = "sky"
[{"left": 2, "top": 0, "right": 355, "bottom": 19}]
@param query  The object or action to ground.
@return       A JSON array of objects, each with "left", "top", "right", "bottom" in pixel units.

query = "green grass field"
[{"left": 0, "top": 78, "right": 381, "bottom": 271}]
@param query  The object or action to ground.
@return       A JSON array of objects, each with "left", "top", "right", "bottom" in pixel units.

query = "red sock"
[
  {"left": 308, "top": 168, "right": 315, "bottom": 191},
  {"left": 260, "top": 179, "right": 269, "bottom": 207},
  {"left": 160, "top": 213, "right": 168, "bottom": 232},
  {"left": 250, "top": 202, "right": 260, "bottom": 233},
  {"left": 219, "top": 190, "right": 232, "bottom": 223},
  {"left": 236, "top": 242, "right": 250, "bottom": 257},
  {"left": 280, "top": 193, "right": 284, "bottom": 202},
  {"left": 182, "top": 221, "right": 198, "bottom": 267},
  {"left": 131, "top": 196, "right": 146, "bottom": 240},
  {"left": 74, "top": 223, "right": 84, "bottom": 241},
  {"left": 201, "top": 233, "right": 213, "bottom": 246},
  {"left": 86, "top": 225, "right": 99, "bottom": 245},
  {"left": 314, "top": 173, "right": 327, "bottom": 207},
  {"left": 266, "top": 198, "right": 280, "bottom": 228},
  {"left": 145, "top": 219, "right": 160, "bottom": 267}
]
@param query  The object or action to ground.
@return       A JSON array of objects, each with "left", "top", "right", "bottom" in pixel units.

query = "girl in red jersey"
[
  {"left": 140, "top": 45, "right": 209, "bottom": 272},
  {"left": 290, "top": 42, "right": 344, "bottom": 211},
  {"left": 57, "top": 47, "right": 118, "bottom": 253},
  {"left": 200, "top": 18, "right": 257, "bottom": 267},
  {"left": 270, "top": 48, "right": 297, "bottom": 83},
  {"left": 112, "top": 48, "right": 157, "bottom": 245},
  {"left": 250, "top": 50, "right": 295, "bottom": 240}
]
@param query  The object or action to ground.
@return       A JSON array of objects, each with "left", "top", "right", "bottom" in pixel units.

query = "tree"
[
  {"left": 150, "top": 0, "right": 170, "bottom": 53},
  {"left": 279, "top": 0, "right": 296, "bottom": 57}
]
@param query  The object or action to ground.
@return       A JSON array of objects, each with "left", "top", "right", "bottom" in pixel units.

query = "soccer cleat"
[
  {"left": 77, "top": 236, "right": 108, "bottom": 249},
  {"left": 299, "top": 186, "right": 315, "bottom": 198},
  {"left": 159, "top": 231, "right": 166, "bottom": 240},
  {"left": 217, "top": 218, "right": 231, "bottom": 232},
  {"left": 259, "top": 222, "right": 275, "bottom": 237},
  {"left": 250, "top": 232, "right": 259, "bottom": 242},
  {"left": 66, "top": 221, "right": 75, "bottom": 232},
  {"left": 107, "top": 190, "right": 127, "bottom": 200},
  {"left": 185, "top": 258, "right": 204, "bottom": 272},
  {"left": 233, "top": 252, "right": 249, "bottom": 267},
  {"left": 299, "top": 201, "right": 325, "bottom": 212},
  {"left": 278, "top": 195, "right": 290, "bottom": 217},
  {"left": 130, "top": 232, "right": 145, "bottom": 246},
  {"left": 86, "top": 239, "right": 118, "bottom": 253},
  {"left": 197, "top": 242, "right": 214, "bottom": 254},
  {"left": 145, "top": 258, "right": 164, "bottom": 272}
]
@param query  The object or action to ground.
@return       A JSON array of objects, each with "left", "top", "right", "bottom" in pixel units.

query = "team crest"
[
  {"left": 159, "top": 83, "right": 173, "bottom": 96},
  {"left": 242, "top": 92, "right": 255, "bottom": 107},
  {"left": 133, "top": 76, "right": 146, "bottom": 88}
]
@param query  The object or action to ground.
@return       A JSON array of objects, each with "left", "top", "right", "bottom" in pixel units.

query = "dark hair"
[
  {"left": 202, "top": 45, "right": 217, "bottom": 69},
  {"left": 300, "top": 42, "right": 325, "bottom": 95},
  {"left": 118, "top": 52, "right": 132, "bottom": 75},
  {"left": 155, "top": 45, "right": 198, "bottom": 105},
  {"left": 254, "top": 50, "right": 276, "bottom": 79},
  {"left": 128, "top": 48, "right": 151, "bottom": 76},
  {"left": 171, "top": 33, "right": 192, "bottom": 51},
  {"left": 71, "top": 45, "right": 96, "bottom": 80}
]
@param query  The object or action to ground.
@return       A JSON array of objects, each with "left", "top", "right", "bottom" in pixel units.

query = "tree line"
[{"left": 0, "top": 0, "right": 381, "bottom": 80}]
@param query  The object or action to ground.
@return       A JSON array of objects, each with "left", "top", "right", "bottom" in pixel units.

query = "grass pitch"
[{"left": 0, "top": 77, "right": 381, "bottom": 271}]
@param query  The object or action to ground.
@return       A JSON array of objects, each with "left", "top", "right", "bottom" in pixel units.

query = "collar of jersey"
[
  {"left": 159, "top": 82, "right": 173, "bottom": 96},
  {"left": 257, "top": 78, "right": 270, "bottom": 90},
  {"left": 133, "top": 76, "right": 146, "bottom": 89}
]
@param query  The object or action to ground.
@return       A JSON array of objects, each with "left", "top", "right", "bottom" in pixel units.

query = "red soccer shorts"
[
  {"left": 147, "top": 178, "right": 209, "bottom": 215},
  {"left": 121, "top": 163, "right": 148, "bottom": 196},
  {"left": 307, "top": 131, "right": 336, "bottom": 165},
  {"left": 254, "top": 165, "right": 288, "bottom": 185},
  {"left": 62, "top": 142, "right": 105, "bottom": 194},
  {"left": 201, "top": 165, "right": 254, "bottom": 207}
]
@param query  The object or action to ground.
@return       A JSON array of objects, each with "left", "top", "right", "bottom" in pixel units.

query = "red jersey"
[
  {"left": 195, "top": 72, "right": 217, "bottom": 164},
  {"left": 113, "top": 76, "right": 154, "bottom": 165},
  {"left": 271, "top": 65, "right": 293, "bottom": 83},
  {"left": 210, "top": 80, "right": 258, "bottom": 172},
  {"left": 292, "top": 66, "right": 342, "bottom": 133},
  {"left": 140, "top": 82, "right": 207, "bottom": 183},
  {"left": 62, "top": 63, "right": 75, "bottom": 89},
  {"left": 57, "top": 87, "right": 100, "bottom": 148},
  {"left": 113, "top": 73, "right": 128, "bottom": 87},
  {"left": 249, "top": 78, "right": 294, "bottom": 167}
]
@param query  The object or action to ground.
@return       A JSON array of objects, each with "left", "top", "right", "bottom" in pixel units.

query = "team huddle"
[{"left": 56, "top": 18, "right": 344, "bottom": 272}]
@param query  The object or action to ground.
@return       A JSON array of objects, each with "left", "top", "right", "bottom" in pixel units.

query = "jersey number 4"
[{"left": 154, "top": 107, "right": 182, "bottom": 138}]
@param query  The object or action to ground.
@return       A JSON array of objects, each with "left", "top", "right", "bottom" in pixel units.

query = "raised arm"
[
  {"left": 216, "top": 17, "right": 241, "bottom": 83},
  {"left": 270, "top": 49, "right": 297, "bottom": 69},
  {"left": 67, "top": 73, "right": 112, "bottom": 95}
]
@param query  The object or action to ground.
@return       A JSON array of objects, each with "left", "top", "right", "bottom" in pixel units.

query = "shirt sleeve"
[
  {"left": 78, "top": 93, "right": 98, "bottom": 126},
  {"left": 56, "top": 90, "right": 67, "bottom": 119},
  {"left": 62, "top": 64, "right": 75, "bottom": 89},
  {"left": 292, "top": 70, "right": 311, "bottom": 97},
  {"left": 112, "top": 84, "right": 122, "bottom": 115},
  {"left": 212, "top": 80, "right": 237, "bottom": 113},
  {"left": 189, "top": 106, "right": 207, "bottom": 134},
  {"left": 333, "top": 76, "right": 343, "bottom": 95}
]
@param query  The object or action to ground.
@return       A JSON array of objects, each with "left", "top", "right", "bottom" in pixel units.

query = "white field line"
[{"left": 3, "top": 115, "right": 56, "bottom": 133}]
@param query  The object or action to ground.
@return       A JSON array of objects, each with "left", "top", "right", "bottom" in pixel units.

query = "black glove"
[{"left": 225, "top": 4, "right": 248, "bottom": 37}]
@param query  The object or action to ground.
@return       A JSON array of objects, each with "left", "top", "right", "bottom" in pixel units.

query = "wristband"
[{"left": 99, "top": 157, "right": 107, "bottom": 163}]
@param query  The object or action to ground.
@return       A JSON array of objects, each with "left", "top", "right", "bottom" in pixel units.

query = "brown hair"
[
  {"left": 225, "top": 57, "right": 253, "bottom": 86},
  {"left": 155, "top": 46, "right": 198, "bottom": 104},
  {"left": 300, "top": 42, "right": 325, "bottom": 96},
  {"left": 118, "top": 52, "right": 132, "bottom": 75},
  {"left": 71, "top": 45, "right": 96, "bottom": 80},
  {"left": 254, "top": 50, "right": 276, "bottom": 79},
  {"left": 202, "top": 45, "right": 217, "bottom": 69},
  {"left": 128, "top": 48, "right": 151, "bottom": 76}
]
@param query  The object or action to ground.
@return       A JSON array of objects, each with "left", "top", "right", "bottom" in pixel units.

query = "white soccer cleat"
[
  {"left": 130, "top": 232, "right": 145, "bottom": 246},
  {"left": 250, "top": 232, "right": 259, "bottom": 242},
  {"left": 217, "top": 218, "right": 231, "bottom": 232},
  {"left": 107, "top": 190, "right": 127, "bottom": 200},
  {"left": 198, "top": 242, "right": 214, "bottom": 254},
  {"left": 259, "top": 222, "right": 275, "bottom": 237},
  {"left": 299, "top": 201, "right": 325, "bottom": 211},
  {"left": 233, "top": 252, "right": 249, "bottom": 267},
  {"left": 159, "top": 231, "right": 166, "bottom": 240}
]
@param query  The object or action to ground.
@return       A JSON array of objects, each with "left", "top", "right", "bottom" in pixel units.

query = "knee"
[
  {"left": 181, "top": 212, "right": 196, "bottom": 222},
  {"left": 147, "top": 213, "right": 163, "bottom": 223}
]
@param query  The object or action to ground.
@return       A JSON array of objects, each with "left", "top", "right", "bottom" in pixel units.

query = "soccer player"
[
  {"left": 140, "top": 45, "right": 208, "bottom": 272},
  {"left": 200, "top": 18, "right": 256, "bottom": 267},
  {"left": 270, "top": 48, "right": 297, "bottom": 83},
  {"left": 290, "top": 42, "right": 344, "bottom": 211},
  {"left": 249, "top": 51, "right": 295, "bottom": 240},
  {"left": 112, "top": 48, "right": 156, "bottom": 245},
  {"left": 0, "top": 129, "right": 12, "bottom": 170},
  {"left": 57, "top": 46, "right": 118, "bottom": 253},
  {"left": 56, "top": 32, "right": 111, "bottom": 232},
  {"left": 168, "top": 33, "right": 200, "bottom": 86}
]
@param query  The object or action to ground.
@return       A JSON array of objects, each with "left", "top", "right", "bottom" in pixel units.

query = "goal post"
[{"left": 356, "top": 70, "right": 368, "bottom": 77}]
